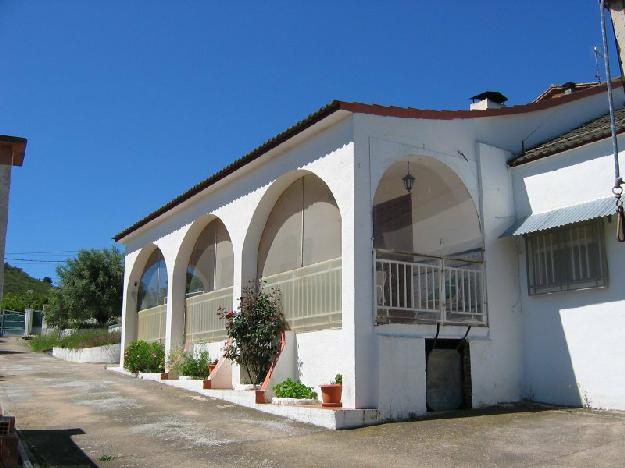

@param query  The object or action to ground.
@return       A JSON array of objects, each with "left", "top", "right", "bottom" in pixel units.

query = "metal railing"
[
  {"left": 261, "top": 257, "right": 342, "bottom": 332},
  {"left": 137, "top": 303, "right": 166, "bottom": 342},
  {"left": 374, "top": 249, "right": 486, "bottom": 326},
  {"left": 185, "top": 286, "right": 233, "bottom": 343}
]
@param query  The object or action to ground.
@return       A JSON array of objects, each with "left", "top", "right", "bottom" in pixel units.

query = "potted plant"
[{"left": 320, "top": 374, "right": 342, "bottom": 408}]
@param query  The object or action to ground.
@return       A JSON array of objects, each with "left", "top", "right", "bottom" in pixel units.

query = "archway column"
[
  {"left": 154, "top": 228, "right": 190, "bottom": 365},
  {"left": 341, "top": 151, "right": 377, "bottom": 409},
  {"left": 120, "top": 249, "right": 142, "bottom": 369}
]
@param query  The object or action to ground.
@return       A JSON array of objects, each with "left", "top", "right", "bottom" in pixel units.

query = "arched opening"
[
  {"left": 136, "top": 248, "right": 168, "bottom": 342},
  {"left": 373, "top": 156, "right": 485, "bottom": 325},
  {"left": 183, "top": 218, "right": 234, "bottom": 346},
  {"left": 257, "top": 173, "right": 342, "bottom": 332}
]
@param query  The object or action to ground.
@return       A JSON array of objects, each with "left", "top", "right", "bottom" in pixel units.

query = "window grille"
[{"left": 525, "top": 220, "right": 608, "bottom": 295}]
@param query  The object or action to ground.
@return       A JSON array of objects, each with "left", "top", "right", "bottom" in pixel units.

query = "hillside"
[
  {"left": 4, "top": 263, "right": 52, "bottom": 296},
  {"left": 2, "top": 263, "right": 52, "bottom": 311}
]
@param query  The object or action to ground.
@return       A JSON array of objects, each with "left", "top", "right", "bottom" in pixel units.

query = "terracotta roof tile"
[{"left": 509, "top": 107, "right": 625, "bottom": 167}]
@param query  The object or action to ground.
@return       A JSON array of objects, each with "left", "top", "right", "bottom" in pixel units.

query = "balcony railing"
[
  {"left": 374, "top": 249, "right": 486, "bottom": 326},
  {"left": 137, "top": 303, "right": 166, "bottom": 342},
  {"left": 185, "top": 287, "right": 233, "bottom": 343},
  {"left": 261, "top": 257, "right": 342, "bottom": 332}
]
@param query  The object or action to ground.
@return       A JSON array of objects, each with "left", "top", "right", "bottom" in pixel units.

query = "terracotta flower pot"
[
  {"left": 255, "top": 389, "right": 267, "bottom": 404},
  {"left": 203, "top": 379, "right": 211, "bottom": 390},
  {"left": 160, "top": 372, "right": 169, "bottom": 380},
  {"left": 320, "top": 384, "right": 342, "bottom": 408}
]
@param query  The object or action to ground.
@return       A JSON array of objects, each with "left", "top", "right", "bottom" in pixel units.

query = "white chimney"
[{"left": 469, "top": 91, "right": 508, "bottom": 110}]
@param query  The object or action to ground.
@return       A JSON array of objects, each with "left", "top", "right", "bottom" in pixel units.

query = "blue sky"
[{"left": 0, "top": 0, "right": 617, "bottom": 282}]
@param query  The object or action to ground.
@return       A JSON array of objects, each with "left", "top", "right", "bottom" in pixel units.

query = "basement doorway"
[{"left": 425, "top": 338, "right": 472, "bottom": 412}]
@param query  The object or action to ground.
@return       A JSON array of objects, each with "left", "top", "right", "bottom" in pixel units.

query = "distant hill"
[
  {"left": 4, "top": 263, "right": 52, "bottom": 295},
  {"left": 2, "top": 263, "right": 52, "bottom": 311}
]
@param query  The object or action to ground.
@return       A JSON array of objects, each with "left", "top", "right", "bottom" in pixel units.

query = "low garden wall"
[{"left": 52, "top": 343, "right": 121, "bottom": 363}]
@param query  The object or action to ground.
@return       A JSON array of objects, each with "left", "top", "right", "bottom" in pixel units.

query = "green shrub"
[
  {"left": 333, "top": 374, "right": 342, "bottom": 385},
  {"left": 166, "top": 349, "right": 210, "bottom": 379},
  {"left": 273, "top": 378, "right": 318, "bottom": 399},
  {"left": 181, "top": 351, "right": 211, "bottom": 379},
  {"left": 123, "top": 340, "right": 165, "bottom": 373},
  {"left": 29, "top": 329, "right": 120, "bottom": 352}
]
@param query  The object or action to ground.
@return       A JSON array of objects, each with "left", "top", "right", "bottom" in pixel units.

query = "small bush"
[
  {"left": 221, "top": 284, "right": 285, "bottom": 385},
  {"left": 273, "top": 378, "right": 318, "bottom": 399},
  {"left": 166, "top": 347, "right": 187, "bottom": 378},
  {"left": 29, "top": 329, "right": 120, "bottom": 352},
  {"left": 29, "top": 332, "right": 63, "bottom": 352},
  {"left": 124, "top": 340, "right": 165, "bottom": 373},
  {"left": 168, "top": 349, "right": 211, "bottom": 379},
  {"left": 333, "top": 374, "right": 342, "bottom": 385},
  {"left": 181, "top": 351, "right": 210, "bottom": 379}
]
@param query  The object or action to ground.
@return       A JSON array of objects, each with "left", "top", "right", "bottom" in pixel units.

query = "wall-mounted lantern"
[{"left": 402, "top": 162, "right": 415, "bottom": 193}]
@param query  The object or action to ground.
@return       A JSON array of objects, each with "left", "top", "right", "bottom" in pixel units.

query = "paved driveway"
[{"left": 1, "top": 337, "right": 625, "bottom": 467}]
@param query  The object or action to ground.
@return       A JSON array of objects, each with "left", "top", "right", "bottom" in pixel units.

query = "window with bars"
[{"left": 525, "top": 220, "right": 608, "bottom": 295}]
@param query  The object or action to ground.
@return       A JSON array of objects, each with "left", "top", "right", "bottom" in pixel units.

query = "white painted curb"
[{"left": 52, "top": 344, "right": 121, "bottom": 363}]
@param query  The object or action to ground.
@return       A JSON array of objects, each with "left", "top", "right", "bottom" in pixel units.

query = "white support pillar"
[
  {"left": 158, "top": 229, "right": 189, "bottom": 365},
  {"left": 340, "top": 141, "right": 377, "bottom": 410},
  {"left": 120, "top": 250, "right": 141, "bottom": 369},
  {"left": 24, "top": 308, "right": 33, "bottom": 336}
]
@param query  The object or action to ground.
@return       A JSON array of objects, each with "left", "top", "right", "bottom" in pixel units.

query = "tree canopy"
[{"left": 47, "top": 248, "right": 124, "bottom": 327}]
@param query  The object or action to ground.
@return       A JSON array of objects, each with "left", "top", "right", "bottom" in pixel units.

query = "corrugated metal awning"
[{"left": 503, "top": 197, "right": 615, "bottom": 236}]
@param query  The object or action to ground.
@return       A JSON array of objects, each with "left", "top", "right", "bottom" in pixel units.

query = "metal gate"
[{"left": 0, "top": 310, "right": 25, "bottom": 336}]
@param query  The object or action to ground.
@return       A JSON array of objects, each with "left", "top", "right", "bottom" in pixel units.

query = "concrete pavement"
[{"left": 1, "top": 336, "right": 625, "bottom": 467}]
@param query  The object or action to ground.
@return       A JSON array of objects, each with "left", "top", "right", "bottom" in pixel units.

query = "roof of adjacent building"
[
  {"left": 534, "top": 81, "right": 600, "bottom": 102},
  {"left": 508, "top": 106, "right": 625, "bottom": 167},
  {"left": 114, "top": 81, "right": 618, "bottom": 242},
  {"left": 0, "top": 135, "right": 27, "bottom": 167}
]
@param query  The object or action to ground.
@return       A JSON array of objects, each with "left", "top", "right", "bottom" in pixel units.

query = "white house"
[{"left": 115, "top": 77, "right": 625, "bottom": 419}]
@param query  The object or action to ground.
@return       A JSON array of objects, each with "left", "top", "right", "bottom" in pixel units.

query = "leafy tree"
[
  {"left": 42, "top": 277, "right": 53, "bottom": 285},
  {"left": 221, "top": 284, "right": 285, "bottom": 385},
  {"left": 47, "top": 248, "right": 123, "bottom": 326}
]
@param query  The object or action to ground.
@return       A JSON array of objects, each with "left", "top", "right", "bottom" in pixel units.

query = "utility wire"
[{"left": 5, "top": 258, "right": 67, "bottom": 263}]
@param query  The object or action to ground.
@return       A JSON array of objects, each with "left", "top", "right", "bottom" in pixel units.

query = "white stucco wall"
[
  {"left": 295, "top": 328, "right": 343, "bottom": 394},
  {"left": 470, "top": 142, "right": 523, "bottom": 407},
  {"left": 117, "top": 87, "right": 624, "bottom": 417},
  {"left": 351, "top": 116, "right": 523, "bottom": 417},
  {"left": 513, "top": 137, "right": 625, "bottom": 410},
  {"left": 377, "top": 335, "right": 426, "bottom": 419},
  {"left": 192, "top": 340, "right": 227, "bottom": 361},
  {"left": 119, "top": 114, "right": 359, "bottom": 403}
]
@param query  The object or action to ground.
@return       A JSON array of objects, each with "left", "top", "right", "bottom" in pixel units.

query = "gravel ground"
[{"left": 1, "top": 336, "right": 625, "bottom": 467}]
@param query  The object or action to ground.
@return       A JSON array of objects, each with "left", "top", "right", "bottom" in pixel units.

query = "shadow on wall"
[
  {"left": 523, "top": 303, "right": 583, "bottom": 407},
  {"left": 20, "top": 428, "right": 97, "bottom": 467},
  {"left": 522, "top": 219, "right": 625, "bottom": 408}
]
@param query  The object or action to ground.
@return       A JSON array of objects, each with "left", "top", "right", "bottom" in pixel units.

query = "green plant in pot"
[{"left": 320, "top": 373, "right": 342, "bottom": 408}]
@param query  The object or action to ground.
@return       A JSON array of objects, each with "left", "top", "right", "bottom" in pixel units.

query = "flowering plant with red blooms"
[{"left": 219, "top": 283, "right": 285, "bottom": 385}]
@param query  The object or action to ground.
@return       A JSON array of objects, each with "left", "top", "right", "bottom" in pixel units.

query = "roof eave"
[{"left": 0, "top": 135, "right": 27, "bottom": 167}]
